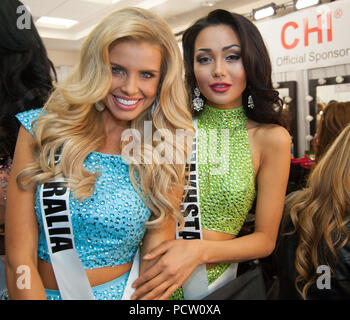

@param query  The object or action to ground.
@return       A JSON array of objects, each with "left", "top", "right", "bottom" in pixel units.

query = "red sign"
[{"left": 281, "top": 12, "right": 332, "bottom": 50}]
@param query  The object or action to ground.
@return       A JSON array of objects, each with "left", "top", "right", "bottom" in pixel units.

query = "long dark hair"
[
  {"left": 0, "top": 0, "right": 56, "bottom": 161},
  {"left": 182, "top": 9, "right": 282, "bottom": 125}
]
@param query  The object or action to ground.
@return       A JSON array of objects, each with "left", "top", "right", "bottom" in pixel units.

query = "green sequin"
[
  {"left": 170, "top": 105, "right": 256, "bottom": 300},
  {"left": 170, "top": 264, "right": 230, "bottom": 300},
  {"left": 198, "top": 104, "right": 256, "bottom": 235}
]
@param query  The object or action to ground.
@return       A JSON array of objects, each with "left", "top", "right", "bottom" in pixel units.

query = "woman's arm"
[
  {"left": 137, "top": 184, "right": 183, "bottom": 299},
  {"left": 131, "top": 125, "right": 291, "bottom": 300},
  {"left": 5, "top": 126, "right": 47, "bottom": 299},
  {"left": 140, "top": 216, "right": 176, "bottom": 276},
  {"left": 138, "top": 216, "right": 176, "bottom": 297}
]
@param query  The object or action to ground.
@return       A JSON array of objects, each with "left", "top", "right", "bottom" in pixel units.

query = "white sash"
[
  {"left": 177, "top": 118, "right": 238, "bottom": 300},
  {"left": 40, "top": 179, "right": 94, "bottom": 300},
  {"left": 176, "top": 118, "right": 208, "bottom": 300}
]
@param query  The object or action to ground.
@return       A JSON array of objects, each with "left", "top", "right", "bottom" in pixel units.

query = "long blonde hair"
[
  {"left": 285, "top": 124, "right": 350, "bottom": 299},
  {"left": 18, "top": 7, "right": 194, "bottom": 227}
]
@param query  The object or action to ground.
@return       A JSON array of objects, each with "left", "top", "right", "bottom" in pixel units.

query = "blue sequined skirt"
[{"left": 45, "top": 271, "right": 130, "bottom": 300}]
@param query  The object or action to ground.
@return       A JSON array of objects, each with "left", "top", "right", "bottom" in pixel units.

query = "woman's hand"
[{"left": 131, "top": 239, "right": 203, "bottom": 300}]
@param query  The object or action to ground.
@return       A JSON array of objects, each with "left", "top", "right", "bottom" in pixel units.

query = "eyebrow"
[
  {"left": 110, "top": 62, "right": 160, "bottom": 74},
  {"left": 196, "top": 44, "right": 241, "bottom": 53}
]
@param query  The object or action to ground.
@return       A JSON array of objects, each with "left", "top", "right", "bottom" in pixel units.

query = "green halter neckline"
[{"left": 200, "top": 104, "right": 247, "bottom": 128}]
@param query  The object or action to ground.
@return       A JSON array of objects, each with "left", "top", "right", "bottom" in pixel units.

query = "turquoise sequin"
[
  {"left": 16, "top": 109, "right": 151, "bottom": 269},
  {"left": 45, "top": 271, "right": 130, "bottom": 300}
]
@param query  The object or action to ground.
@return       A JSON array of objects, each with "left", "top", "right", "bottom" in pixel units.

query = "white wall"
[{"left": 47, "top": 49, "right": 80, "bottom": 83}]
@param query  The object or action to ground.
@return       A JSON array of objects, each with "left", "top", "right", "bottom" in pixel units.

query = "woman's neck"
[{"left": 206, "top": 98, "right": 243, "bottom": 110}]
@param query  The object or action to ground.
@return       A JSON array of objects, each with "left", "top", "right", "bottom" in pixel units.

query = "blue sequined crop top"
[{"left": 16, "top": 109, "right": 151, "bottom": 269}]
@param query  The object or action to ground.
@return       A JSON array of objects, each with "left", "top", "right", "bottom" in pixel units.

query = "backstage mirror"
[
  {"left": 308, "top": 75, "right": 350, "bottom": 137},
  {"left": 276, "top": 81, "right": 298, "bottom": 158}
]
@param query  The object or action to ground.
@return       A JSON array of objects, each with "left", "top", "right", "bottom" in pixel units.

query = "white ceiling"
[{"left": 19, "top": 0, "right": 319, "bottom": 51}]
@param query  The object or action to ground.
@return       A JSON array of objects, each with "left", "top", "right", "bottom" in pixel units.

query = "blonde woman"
[
  {"left": 278, "top": 124, "right": 350, "bottom": 299},
  {"left": 4, "top": 7, "right": 193, "bottom": 300}
]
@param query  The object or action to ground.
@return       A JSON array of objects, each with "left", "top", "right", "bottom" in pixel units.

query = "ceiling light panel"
[
  {"left": 253, "top": 3, "right": 277, "bottom": 21},
  {"left": 294, "top": 0, "right": 321, "bottom": 10},
  {"left": 81, "top": 0, "right": 121, "bottom": 4},
  {"left": 36, "top": 16, "right": 78, "bottom": 29},
  {"left": 136, "top": 0, "right": 168, "bottom": 9}
]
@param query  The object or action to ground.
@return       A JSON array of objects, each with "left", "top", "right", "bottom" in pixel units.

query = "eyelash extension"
[
  {"left": 111, "top": 66, "right": 154, "bottom": 79},
  {"left": 141, "top": 72, "right": 155, "bottom": 78},
  {"left": 111, "top": 65, "right": 124, "bottom": 74},
  {"left": 196, "top": 54, "right": 241, "bottom": 64},
  {"left": 226, "top": 54, "right": 241, "bottom": 61},
  {"left": 196, "top": 56, "right": 212, "bottom": 64}
]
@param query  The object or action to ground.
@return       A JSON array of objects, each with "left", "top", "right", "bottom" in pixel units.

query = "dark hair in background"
[
  {"left": 0, "top": 0, "right": 56, "bottom": 162},
  {"left": 182, "top": 9, "right": 283, "bottom": 125},
  {"left": 315, "top": 101, "right": 350, "bottom": 162}
]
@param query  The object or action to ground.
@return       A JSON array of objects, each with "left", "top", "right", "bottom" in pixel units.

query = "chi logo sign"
[{"left": 281, "top": 11, "right": 332, "bottom": 49}]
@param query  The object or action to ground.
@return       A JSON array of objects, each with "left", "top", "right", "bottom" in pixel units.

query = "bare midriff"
[{"left": 38, "top": 259, "right": 132, "bottom": 290}]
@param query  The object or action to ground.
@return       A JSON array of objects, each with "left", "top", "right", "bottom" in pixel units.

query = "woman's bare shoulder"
[{"left": 248, "top": 122, "right": 291, "bottom": 150}]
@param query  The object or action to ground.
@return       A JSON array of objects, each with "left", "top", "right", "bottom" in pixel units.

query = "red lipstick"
[{"left": 210, "top": 82, "right": 232, "bottom": 93}]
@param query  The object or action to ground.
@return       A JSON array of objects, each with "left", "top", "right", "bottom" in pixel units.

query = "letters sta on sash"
[
  {"left": 179, "top": 162, "right": 201, "bottom": 240},
  {"left": 42, "top": 182, "right": 73, "bottom": 254}
]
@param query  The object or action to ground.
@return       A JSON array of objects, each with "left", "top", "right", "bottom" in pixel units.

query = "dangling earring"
[
  {"left": 94, "top": 101, "right": 105, "bottom": 112},
  {"left": 193, "top": 87, "right": 204, "bottom": 112},
  {"left": 247, "top": 94, "right": 255, "bottom": 109}
]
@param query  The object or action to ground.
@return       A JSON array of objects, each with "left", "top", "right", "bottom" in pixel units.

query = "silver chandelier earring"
[
  {"left": 247, "top": 94, "right": 255, "bottom": 109},
  {"left": 193, "top": 87, "right": 204, "bottom": 112},
  {"left": 94, "top": 101, "right": 106, "bottom": 112}
]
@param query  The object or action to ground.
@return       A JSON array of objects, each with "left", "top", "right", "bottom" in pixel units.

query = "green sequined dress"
[{"left": 170, "top": 105, "right": 256, "bottom": 300}]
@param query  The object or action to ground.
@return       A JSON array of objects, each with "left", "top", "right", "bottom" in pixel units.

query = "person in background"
[
  {"left": 4, "top": 7, "right": 193, "bottom": 300},
  {"left": 278, "top": 123, "right": 350, "bottom": 299},
  {"left": 313, "top": 101, "right": 350, "bottom": 162},
  {"left": 288, "top": 101, "right": 350, "bottom": 195},
  {"left": 131, "top": 9, "right": 291, "bottom": 300},
  {"left": 0, "top": 2, "right": 56, "bottom": 298},
  {"left": 0, "top": 0, "right": 56, "bottom": 230}
]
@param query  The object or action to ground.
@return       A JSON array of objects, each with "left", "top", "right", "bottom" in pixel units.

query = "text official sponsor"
[{"left": 256, "top": 0, "right": 350, "bottom": 72}]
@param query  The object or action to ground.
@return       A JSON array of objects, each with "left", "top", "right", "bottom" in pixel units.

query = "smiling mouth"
[
  {"left": 114, "top": 95, "right": 140, "bottom": 105},
  {"left": 112, "top": 95, "right": 143, "bottom": 110}
]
